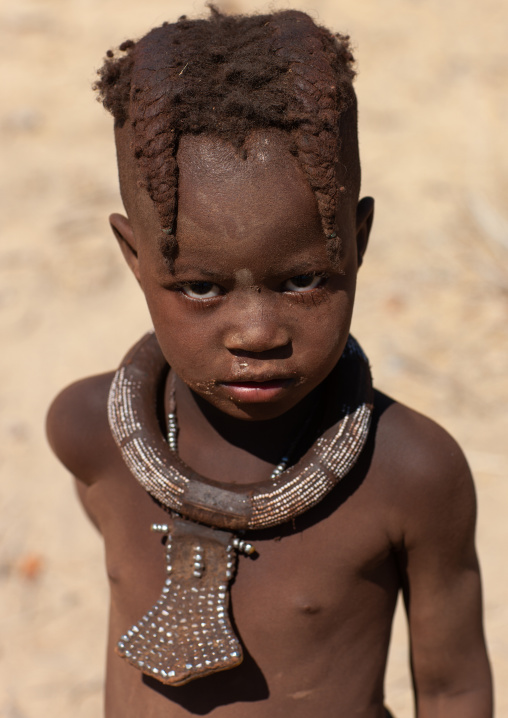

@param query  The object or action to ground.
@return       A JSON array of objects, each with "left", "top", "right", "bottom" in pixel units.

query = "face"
[{"left": 112, "top": 132, "right": 372, "bottom": 421}]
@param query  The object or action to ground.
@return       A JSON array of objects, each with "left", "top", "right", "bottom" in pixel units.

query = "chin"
[{"left": 220, "top": 392, "right": 311, "bottom": 422}]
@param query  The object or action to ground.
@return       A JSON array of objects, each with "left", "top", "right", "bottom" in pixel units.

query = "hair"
[{"left": 94, "top": 7, "right": 360, "bottom": 266}]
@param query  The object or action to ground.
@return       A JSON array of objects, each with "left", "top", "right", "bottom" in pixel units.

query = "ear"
[
  {"left": 355, "top": 197, "right": 374, "bottom": 268},
  {"left": 109, "top": 213, "right": 141, "bottom": 283}
]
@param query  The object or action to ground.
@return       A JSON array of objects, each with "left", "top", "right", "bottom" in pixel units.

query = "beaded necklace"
[{"left": 108, "top": 331, "right": 373, "bottom": 685}]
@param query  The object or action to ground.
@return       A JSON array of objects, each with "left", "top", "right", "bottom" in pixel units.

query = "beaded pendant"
[{"left": 116, "top": 518, "right": 243, "bottom": 685}]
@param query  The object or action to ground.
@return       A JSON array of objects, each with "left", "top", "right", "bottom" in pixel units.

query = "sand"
[{"left": 1, "top": 0, "right": 507, "bottom": 715}]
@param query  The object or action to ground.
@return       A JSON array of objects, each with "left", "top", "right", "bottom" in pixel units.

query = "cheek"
[
  {"left": 142, "top": 290, "right": 218, "bottom": 369},
  {"left": 291, "top": 290, "right": 355, "bottom": 370},
  {"left": 309, "top": 288, "right": 354, "bottom": 344},
  {"left": 297, "top": 288, "right": 354, "bottom": 338}
]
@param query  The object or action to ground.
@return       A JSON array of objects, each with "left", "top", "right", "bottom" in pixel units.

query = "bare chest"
[{"left": 84, "top": 459, "right": 399, "bottom": 706}]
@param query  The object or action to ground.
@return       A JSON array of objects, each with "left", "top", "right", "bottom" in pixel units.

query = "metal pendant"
[{"left": 116, "top": 517, "right": 245, "bottom": 685}]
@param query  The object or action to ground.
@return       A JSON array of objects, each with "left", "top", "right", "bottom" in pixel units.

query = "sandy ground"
[{"left": 1, "top": 0, "right": 507, "bottom": 715}]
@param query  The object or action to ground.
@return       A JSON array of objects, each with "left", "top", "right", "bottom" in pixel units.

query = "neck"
[{"left": 166, "top": 373, "right": 321, "bottom": 477}]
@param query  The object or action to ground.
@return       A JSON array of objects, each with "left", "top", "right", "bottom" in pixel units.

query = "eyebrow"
[
  {"left": 277, "top": 261, "right": 319, "bottom": 275},
  {"left": 265, "top": 260, "right": 327, "bottom": 279},
  {"left": 172, "top": 260, "right": 326, "bottom": 280},
  {"left": 172, "top": 265, "right": 222, "bottom": 278}
]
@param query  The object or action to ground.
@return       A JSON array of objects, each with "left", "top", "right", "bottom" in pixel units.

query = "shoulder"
[
  {"left": 373, "top": 391, "right": 469, "bottom": 480},
  {"left": 371, "top": 391, "right": 476, "bottom": 547},
  {"left": 46, "top": 372, "right": 118, "bottom": 486}
]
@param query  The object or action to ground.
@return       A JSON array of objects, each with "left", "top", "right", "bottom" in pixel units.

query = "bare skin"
[{"left": 47, "top": 132, "right": 492, "bottom": 718}]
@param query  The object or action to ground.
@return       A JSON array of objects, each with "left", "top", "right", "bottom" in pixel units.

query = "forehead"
[{"left": 176, "top": 133, "right": 321, "bottom": 243}]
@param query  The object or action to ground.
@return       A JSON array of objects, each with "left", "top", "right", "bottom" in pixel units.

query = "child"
[{"left": 47, "top": 8, "right": 492, "bottom": 717}]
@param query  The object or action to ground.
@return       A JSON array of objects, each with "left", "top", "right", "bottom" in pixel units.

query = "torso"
[{"left": 50, "top": 372, "right": 414, "bottom": 718}]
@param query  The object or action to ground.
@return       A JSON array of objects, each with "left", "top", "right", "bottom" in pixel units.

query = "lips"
[{"left": 219, "top": 378, "right": 293, "bottom": 403}]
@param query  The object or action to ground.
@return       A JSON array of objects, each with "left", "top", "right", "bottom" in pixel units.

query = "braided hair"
[{"left": 94, "top": 8, "right": 360, "bottom": 265}]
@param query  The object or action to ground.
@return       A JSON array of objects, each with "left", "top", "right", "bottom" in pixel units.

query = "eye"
[
  {"left": 283, "top": 273, "right": 324, "bottom": 292},
  {"left": 180, "top": 281, "right": 222, "bottom": 299}
]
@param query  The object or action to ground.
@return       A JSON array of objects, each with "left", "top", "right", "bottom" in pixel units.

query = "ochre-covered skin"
[{"left": 47, "top": 129, "right": 492, "bottom": 718}]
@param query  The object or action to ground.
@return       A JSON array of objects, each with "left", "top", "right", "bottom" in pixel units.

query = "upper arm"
[
  {"left": 379, "top": 405, "right": 492, "bottom": 716},
  {"left": 401, "top": 444, "right": 485, "bottom": 680},
  {"left": 46, "top": 372, "right": 117, "bottom": 486}
]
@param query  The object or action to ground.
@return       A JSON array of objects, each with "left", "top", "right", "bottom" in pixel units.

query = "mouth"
[{"left": 219, "top": 378, "right": 293, "bottom": 403}]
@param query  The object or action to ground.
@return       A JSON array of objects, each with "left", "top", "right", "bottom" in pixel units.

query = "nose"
[{"left": 223, "top": 295, "right": 291, "bottom": 356}]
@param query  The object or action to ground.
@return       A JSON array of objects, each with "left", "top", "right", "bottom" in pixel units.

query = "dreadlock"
[{"left": 94, "top": 8, "right": 359, "bottom": 264}]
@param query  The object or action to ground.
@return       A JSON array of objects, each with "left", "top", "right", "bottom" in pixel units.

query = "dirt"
[{"left": 1, "top": 0, "right": 506, "bottom": 715}]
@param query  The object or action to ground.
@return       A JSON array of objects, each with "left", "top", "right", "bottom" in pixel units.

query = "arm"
[{"left": 395, "top": 424, "right": 492, "bottom": 717}]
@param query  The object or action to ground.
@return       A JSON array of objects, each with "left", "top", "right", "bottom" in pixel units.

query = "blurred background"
[{"left": 1, "top": 0, "right": 507, "bottom": 715}]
